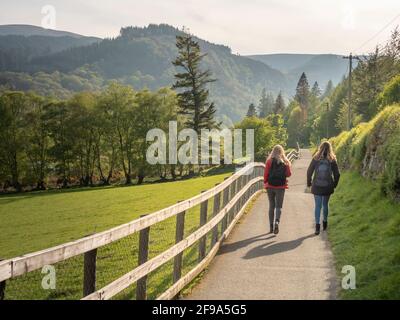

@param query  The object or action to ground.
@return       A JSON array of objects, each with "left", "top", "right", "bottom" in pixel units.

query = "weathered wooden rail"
[{"left": 0, "top": 148, "right": 299, "bottom": 300}]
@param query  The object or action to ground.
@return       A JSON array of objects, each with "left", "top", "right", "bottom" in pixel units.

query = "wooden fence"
[{"left": 0, "top": 148, "right": 299, "bottom": 300}]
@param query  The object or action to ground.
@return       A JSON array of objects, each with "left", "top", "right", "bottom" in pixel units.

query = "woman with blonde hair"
[
  {"left": 307, "top": 141, "right": 340, "bottom": 235},
  {"left": 263, "top": 145, "right": 292, "bottom": 234}
]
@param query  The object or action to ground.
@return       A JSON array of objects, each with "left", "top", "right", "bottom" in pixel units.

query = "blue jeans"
[{"left": 314, "top": 195, "right": 330, "bottom": 224}]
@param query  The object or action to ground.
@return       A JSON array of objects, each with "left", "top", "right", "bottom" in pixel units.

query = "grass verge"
[{"left": 329, "top": 171, "right": 400, "bottom": 299}]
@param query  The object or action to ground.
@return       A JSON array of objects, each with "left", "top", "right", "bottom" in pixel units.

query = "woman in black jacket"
[{"left": 307, "top": 141, "right": 340, "bottom": 235}]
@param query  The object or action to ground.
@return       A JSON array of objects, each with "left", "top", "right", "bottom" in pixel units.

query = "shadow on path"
[
  {"left": 243, "top": 234, "right": 315, "bottom": 260},
  {"left": 218, "top": 233, "right": 276, "bottom": 255}
]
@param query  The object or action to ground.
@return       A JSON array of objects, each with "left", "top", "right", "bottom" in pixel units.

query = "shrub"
[
  {"left": 331, "top": 105, "right": 400, "bottom": 200},
  {"left": 379, "top": 74, "right": 400, "bottom": 107}
]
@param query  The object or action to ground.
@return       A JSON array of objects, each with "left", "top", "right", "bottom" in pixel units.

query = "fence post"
[
  {"left": 173, "top": 208, "right": 186, "bottom": 284},
  {"left": 211, "top": 184, "right": 221, "bottom": 247},
  {"left": 0, "top": 259, "right": 5, "bottom": 300},
  {"left": 198, "top": 191, "right": 208, "bottom": 262},
  {"left": 221, "top": 178, "right": 230, "bottom": 233},
  {"left": 136, "top": 215, "right": 150, "bottom": 300},
  {"left": 228, "top": 179, "right": 235, "bottom": 224},
  {"left": 238, "top": 175, "right": 244, "bottom": 210},
  {"left": 83, "top": 248, "right": 97, "bottom": 297},
  {"left": 233, "top": 176, "right": 240, "bottom": 218}
]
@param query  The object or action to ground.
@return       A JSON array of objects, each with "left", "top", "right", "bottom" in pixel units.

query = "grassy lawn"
[
  {"left": 0, "top": 173, "right": 230, "bottom": 258},
  {"left": 329, "top": 172, "right": 400, "bottom": 299},
  {"left": 1, "top": 172, "right": 233, "bottom": 300}
]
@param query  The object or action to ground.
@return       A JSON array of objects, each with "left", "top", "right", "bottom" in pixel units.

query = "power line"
[{"left": 353, "top": 12, "right": 400, "bottom": 54}]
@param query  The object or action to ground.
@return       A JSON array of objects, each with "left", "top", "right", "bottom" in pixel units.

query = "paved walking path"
[{"left": 187, "top": 149, "right": 337, "bottom": 300}]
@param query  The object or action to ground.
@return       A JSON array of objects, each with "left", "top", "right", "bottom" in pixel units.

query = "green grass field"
[
  {"left": 329, "top": 172, "right": 400, "bottom": 299},
  {"left": 0, "top": 172, "right": 233, "bottom": 300}
]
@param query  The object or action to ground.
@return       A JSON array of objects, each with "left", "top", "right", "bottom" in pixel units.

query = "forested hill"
[
  {"left": 0, "top": 24, "right": 101, "bottom": 63},
  {"left": 248, "top": 53, "right": 351, "bottom": 89},
  {"left": 0, "top": 24, "right": 99, "bottom": 38},
  {"left": 0, "top": 24, "right": 289, "bottom": 124}
]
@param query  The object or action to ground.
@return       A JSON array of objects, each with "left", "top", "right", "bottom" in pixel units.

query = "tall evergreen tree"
[
  {"left": 273, "top": 91, "right": 285, "bottom": 114},
  {"left": 295, "top": 72, "right": 310, "bottom": 119},
  {"left": 322, "top": 80, "right": 334, "bottom": 99},
  {"left": 246, "top": 103, "right": 257, "bottom": 117},
  {"left": 172, "top": 33, "right": 217, "bottom": 133},
  {"left": 258, "top": 89, "right": 275, "bottom": 117},
  {"left": 311, "top": 81, "right": 321, "bottom": 98}
]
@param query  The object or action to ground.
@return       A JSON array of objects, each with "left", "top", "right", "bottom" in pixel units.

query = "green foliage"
[
  {"left": 311, "top": 81, "right": 321, "bottom": 98},
  {"left": 273, "top": 91, "right": 285, "bottom": 114},
  {"left": 172, "top": 33, "right": 217, "bottom": 132},
  {"left": 330, "top": 105, "right": 400, "bottom": 199},
  {"left": 329, "top": 172, "right": 400, "bottom": 299},
  {"left": 295, "top": 72, "right": 310, "bottom": 110},
  {"left": 0, "top": 34, "right": 99, "bottom": 72},
  {"left": 378, "top": 74, "right": 400, "bottom": 107},
  {"left": 246, "top": 103, "right": 257, "bottom": 117},
  {"left": 235, "top": 115, "right": 287, "bottom": 161},
  {"left": 321, "top": 79, "right": 334, "bottom": 99},
  {"left": 0, "top": 85, "right": 181, "bottom": 191},
  {"left": 305, "top": 28, "right": 400, "bottom": 148},
  {"left": 287, "top": 104, "right": 303, "bottom": 147},
  {"left": 258, "top": 88, "right": 274, "bottom": 118},
  {"left": 0, "top": 24, "right": 290, "bottom": 123}
]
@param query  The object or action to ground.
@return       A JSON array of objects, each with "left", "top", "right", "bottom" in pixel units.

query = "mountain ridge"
[
  {"left": 0, "top": 24, "right": 100, "bottom": 39},
  {"left": 0, "top": 23, "right": 350, "bottom": 123}
]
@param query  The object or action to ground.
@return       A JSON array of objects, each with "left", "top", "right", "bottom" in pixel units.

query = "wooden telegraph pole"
[
  {"left": 326, "top": 102, "right": 330, "bottom": 138},
  {"left": 342, "top": 53, "right": 361, "bottom": 130}
]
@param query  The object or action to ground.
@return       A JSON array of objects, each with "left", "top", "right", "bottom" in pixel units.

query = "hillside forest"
[{"left": 0, "top": 25, "right": 400, "bottom": 196}]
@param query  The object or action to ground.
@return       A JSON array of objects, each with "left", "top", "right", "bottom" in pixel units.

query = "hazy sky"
[{"left": 1, "top": 0, "right": 400, "bottom": 55}]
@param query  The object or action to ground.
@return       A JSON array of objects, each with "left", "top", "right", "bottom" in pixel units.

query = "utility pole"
[
  {"left": 326, "top": 102, "right": 330, "bottom": 138},
  {"left": 343, "top": 53, "right": 361, "bottom": 131}
]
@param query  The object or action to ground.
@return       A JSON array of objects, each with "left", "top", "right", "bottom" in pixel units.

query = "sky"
[{"left": 1, "top": 0, "right": 400, "bottom": 55}]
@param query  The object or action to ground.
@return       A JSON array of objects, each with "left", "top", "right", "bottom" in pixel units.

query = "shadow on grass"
[{"left": 0, "top": 166, "right": 235, "bottom": 204}]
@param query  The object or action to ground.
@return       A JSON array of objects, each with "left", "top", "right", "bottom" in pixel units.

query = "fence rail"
[{"left": 0, "top": 147, "right": 300, "bottom": 300}]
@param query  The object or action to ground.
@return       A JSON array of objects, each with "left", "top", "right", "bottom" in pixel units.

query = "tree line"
[
  {"left": 284, "top": 27, "right": 400, "bottom": 147},
  {"left": 0, "top": 85, "right": 182, "bottom": 192},
  {"left": 0, "top": 32, "right": 218, "bottom": 192},
  {"left": 0, "top": 31, "right": 294, "bottom": 193}
]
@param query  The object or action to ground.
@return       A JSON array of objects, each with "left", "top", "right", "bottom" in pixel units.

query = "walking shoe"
[
  {"left": 274, "top": 221, "right": 279, "bottom": 234},
  {"left": 269, "top": 224, "right": 274, "bottom": 234},
  {"left": 315, "top": 223, "right": 321, "bottom": 235},
  {"left": 323, "top": 221, "right": 328, "bottom": 231}
]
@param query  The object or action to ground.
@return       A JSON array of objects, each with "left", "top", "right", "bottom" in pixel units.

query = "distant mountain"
[
  {"left": 0, "top": 25, "right": 101, "bottom": 72},
  {"left": 0, "top": 24, "right": 99, "bottom": 39},
  {"left": 248, "top": 53, "right": 352, "bottom": 90},
  {"left": 0, "top": 24, "right": 289, "bottom": 124},
  {"left": 249, "top": 54, "right": 317, "bottom": 73},
  {"left": 0, "top": 24, "right": 352, "bottom": 123}
]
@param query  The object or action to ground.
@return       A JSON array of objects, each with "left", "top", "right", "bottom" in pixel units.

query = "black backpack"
[
  {"left": 268, "top": 159, "right": 286, "bottom": 186},
  {"left": 313, "top": 159, "right": 333, "bottom": 187}
]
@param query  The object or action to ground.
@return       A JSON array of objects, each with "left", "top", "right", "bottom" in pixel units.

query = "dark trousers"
[{"left": 267, "top": 188, "right": 285, "bottom": 225}]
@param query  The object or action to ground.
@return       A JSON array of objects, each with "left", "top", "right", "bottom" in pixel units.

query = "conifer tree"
[
  {"left": 246, "top": 103, "right": 257, "bottom": 117},
  {"left": 311, "top": 81, "right": 321, "bottom": 98},
  {"left": 273, "top": 91, "right": 285, "bottom": 114},
  {"left": 295, "top": 72, "right": 310, "bottom": 119},
  {"left": 172, "top": 32, "right": 217, "bottom": 133},
  {"left": 258, "top": 89, "right": 275, "bottom": 117},
  {"left": 322, "top": 80, "right": 334, "bottom": 99}
]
